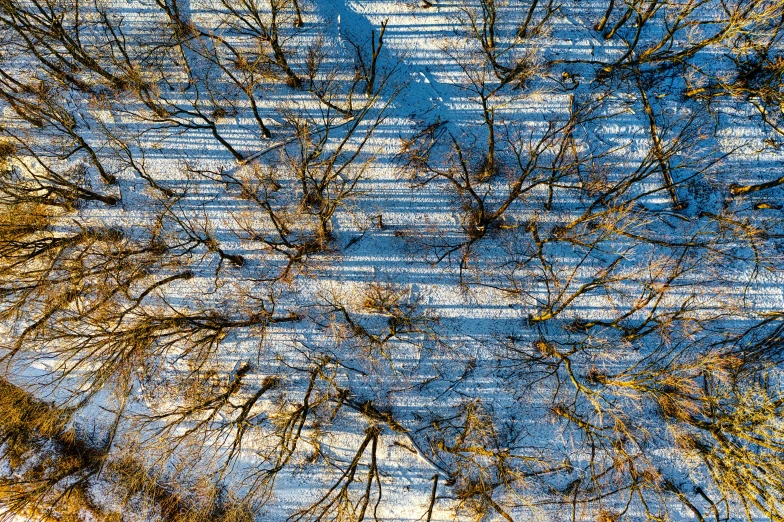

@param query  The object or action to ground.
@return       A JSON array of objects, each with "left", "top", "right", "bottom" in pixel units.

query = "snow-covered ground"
[{"left": 2, "top": 0, "right": 784, "bottom": 520}]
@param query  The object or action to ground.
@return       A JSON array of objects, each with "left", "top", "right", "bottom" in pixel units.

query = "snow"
[{"left": 2, "top": 0, "right": 784, "bottom": 520}]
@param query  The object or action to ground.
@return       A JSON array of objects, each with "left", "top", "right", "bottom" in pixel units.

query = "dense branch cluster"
[{"left": 1, "top": 0, "right": 784, "bottom": 521}]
